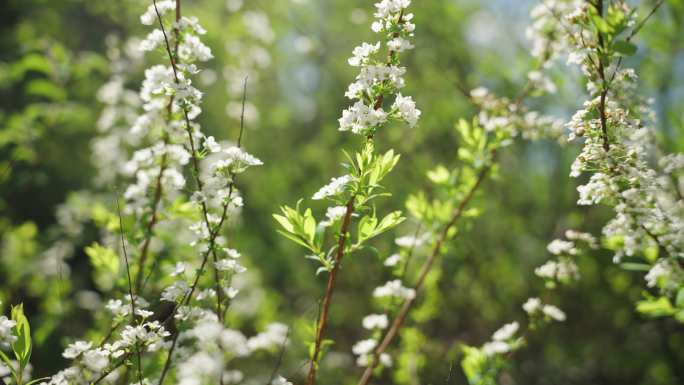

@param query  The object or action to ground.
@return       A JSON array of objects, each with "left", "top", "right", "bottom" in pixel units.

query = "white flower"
[
  {"left": 170, "top": 262, "right": 186, "bottom": 277},
  {"left": 193, "top": 319, "right": 223, "bottom": 342},
  {"left": 220, "top": 329, "right": 250, "bottom": 356},
  {"left": 542, "top": 305, "right": 566, "bottom": 321},
  {"left": 384, "top": 253, "right": 401, "bottom": 266},
  {"left": 645, "top": 259, "right": 679, "bottom": 288},
  {"left": 140, "top": 0, "right": 175, "bottom": 25},
  {"left": 339, "top": 101, "right": 388, "bottom": 133},
  {"left": 374, "top": 0, "right": 411, "bottom": 19},
  {"left": 482, "top": 341, "right": 511, "bottom": 356},
  {"left": 140, "top": 29, "right": 165, "bottom": 52},
  {"left": 362, "top": 314, "right": 389, "bottom": 330},
  {"left": 395, "top": 233, "right": 427, "bottom": 248},
  {"left": 564, "top": 230, "right": 598, "bottom": 248},
  {"left": 535, "top": 258, "right": 579, "bottom": 282},
  {"left": 0, "top": 316, "right": 17, "bottom": 345},
  {"left": 215, "top": 258, "right": 247, "bottom": 273},
  {"left": 320, "top": 206, "right": 348, "bottom": 227},
  {"left": 83, "top": 348, "right": 109, "bottom": 372},
  {"left": 224, "top": 248, "right": 241, "bottom": 258},
  {"left": 492, "top": 321, "right": 519, "bottom": 341},
  {"left": 216, "top": 146, "right": 263, "bottom": 174},
  {"left": 352, "top": 338, "right": 377, "bottom": 355},
  {"left": 247, "top": 323, "right": 288, "bottom": 352},
  {"left": 161, "top": 280, "right": 190, "bottom": 302},
  {"left": 271, "top": 376, "right": 293, "bottom": 385},
  {"left": 63, "top": 340, "right": 92, "bottom": 359},
  {"left": 522, "top": 297, "right": 542, "bottom": 315},
  {"left": 178, "top": 35, "right": 214, "bottom": 62},
  {"left": 392, "top": 93, "right": 420, "bottom": 127},
  {"left": 387, "top": 37, "right": 414, "bottom": 52},
  {"left": 224, "top": 370, "right": 244, "bottom": 384},
  {"left": 546, "top": 239, "right": 577, "bottom": 255},
  {"left": 373, "top": 279, "right": 415, "bottom": 300},
  {"left": 348, "top": 42, "right": 380, "bottom": 67},
  {"left": 312, "top": 175, "right": 353, "bottom": 200},
  {"left": 204, "top": 136, "right": 221, "bottom": 153}
]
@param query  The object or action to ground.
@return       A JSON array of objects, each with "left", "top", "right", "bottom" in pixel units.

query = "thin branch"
[
  {"left": 608, "top": 0, "right": 666, "bottom": 85},
  {"left": 116, "top": 197, "right": 142, "bottom": 385},
  {"left": 357, "top": 160, "right": 493, "bottom": 385},
  {"left": 266, "top": 326, "right": 291, "bottom": 385},
  {"left": 304, "top": 11, "right": 407, "bottom": 384},
  {"left": 115, "top": 196, "right": 144, "bottom": 385},
  {"left": 305, "top": 196, "right": 355, "bottom": 385}
]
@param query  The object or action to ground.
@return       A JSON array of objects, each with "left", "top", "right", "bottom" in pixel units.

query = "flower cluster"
[
  {"left": 542, "top": 0, "right": 684, "bottom": 319},
  {"left": 461, "top": 230, "right": 595, "bottom": 383},
  {"left": 534, "top": 230, "right": 596, "bottom": 287},
  {"left": 351, "top": 230, "right": 427, "bottom": 369},
  {"left": 274, "top": 2, "right": 419, "bottom": 383},
  {"left": 338, "top": 0, "right": 420, "bottom": 135},
  {"left": 34, "top": 3, "right": 290, "bottom": 385}
]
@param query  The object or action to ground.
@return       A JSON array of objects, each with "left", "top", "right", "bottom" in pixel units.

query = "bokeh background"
[{"left": 1, "top": 0, "right": 683, "bottom": 383}]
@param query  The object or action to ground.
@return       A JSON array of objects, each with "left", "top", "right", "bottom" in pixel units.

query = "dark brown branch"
[{"left": 305, "top": 196, "right": 355, "bottom": 385}]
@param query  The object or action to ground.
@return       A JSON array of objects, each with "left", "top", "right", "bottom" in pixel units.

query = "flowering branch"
[{"left": 274, "top": 2, "right": 420, "bottom": 384}]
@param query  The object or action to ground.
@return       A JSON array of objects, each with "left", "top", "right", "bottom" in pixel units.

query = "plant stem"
[
  {"left": 357, "top": 161, "right": 492, "bottom": 385},
  {"left": 305, "top": 11, "right": 408, "bottom": 383},
  {"left": 116, "top": 197, "right": 144, "bottom": 385},
  {"left": 305, "top": 196, "right": 355, "bottom": 385}
]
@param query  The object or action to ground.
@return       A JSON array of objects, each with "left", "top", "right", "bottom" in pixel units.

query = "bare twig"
[
  {"left": 266, "top": 326, "right": 291, "bottom": 385},
  {"left": 115, "top": 196, "right": 143, "bottom": 385}
]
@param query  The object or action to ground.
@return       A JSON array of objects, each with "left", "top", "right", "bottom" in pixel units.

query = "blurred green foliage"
[{"left": 1, "top": 0, "right": 683, "bottom": 383}]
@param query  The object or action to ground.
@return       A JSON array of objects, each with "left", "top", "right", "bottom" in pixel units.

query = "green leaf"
[
  {"left": 11, "top": 303, "right": 32, "bottom": 369},
  {"left": 591, "top": 14, "right": 612, "bottom": 34},
  {"left": 619, "top": 262, "right": 651, "bottom": 271},
  {"left": 277, "top": 230, "right": 313, "bottom": 252},
  {"left": 273, "top": 213, "right": 294, "bottom": 233},
  {"left": 303, "top": 209, "right": 317, "bottom": 243},
  {"left": 460, "top": 345, "right": 488, "bottom": 384},
  {"left": 376, "top": 211, "right": 405, "bottom": 233},
  {"left": 676, "top": 288, "right": 684, "bottom": 308},
  {"left": 25, "top": 79, "right": 67, "bottom": 101},
  {"left": 613, "top": 40, "right": 637, "bottom": 56},
  {"left": 636, "top": 297, "right": 675, "bottom": 318},
  {"left": 25, "top": 377, "right": 51, "bottom": 385},
  {"left": 427, "top": 165, "right": 450, "bottom": 185},
  {"left": 85, "top": 242, "right": 120, "bottom": 291},
  {"left": 357, "top": 214, "right": 378, "bottom": 244},
  {"left": 675, "top": 310, "right": 684, "bottom": 324}
]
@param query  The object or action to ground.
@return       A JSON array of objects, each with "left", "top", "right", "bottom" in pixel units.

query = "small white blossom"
[
  {"left": 373, "top": 279, "right": 415, "bottom": 300},
  {"left": 542, "top": 304, "right": 566, "bottom": 322},
  {"left": 161, "top": 280, "right": 190, "bottom": 302},
  {"left": 492, "top": 321, "right": 519, "bottom": 341},
  {"left": 140, "top": 1, "right": 175, "bottom": 25},
  {"left": 482, "top": 341, "right": 511, "bottom": 356},
  {"left": 384, "top": 253, "right": 401, "bottom": 266},
  {"left": 63, "top": 341, "right": 92, "bottom": 359},
  {"left": 312, "top": 175, "right": 353, "bottom": 200},
  {"left": 522, "top": 297, "right": 542, "bottom": 315},
  {"left": 392, "top": 94, "right": 421, "bottom": 127},
  {"left": 362, "top": 314, "right": 389, "bottom": 330}
]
